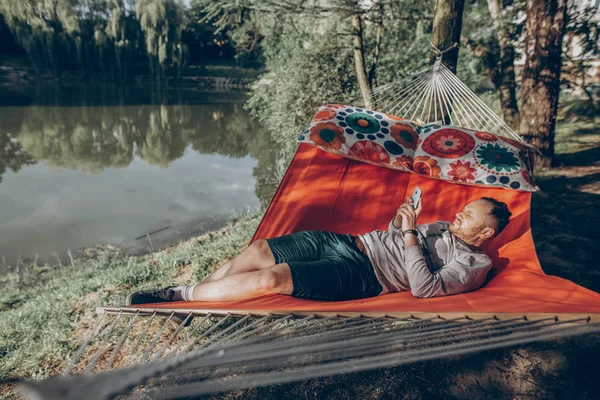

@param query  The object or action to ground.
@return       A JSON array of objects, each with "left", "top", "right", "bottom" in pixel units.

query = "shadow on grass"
[
  {"left": 531, "top": 172, "right": 600, "bottom": 293},
  {"left": 554, "top": 147, "right": 600, "bottom": 167}
]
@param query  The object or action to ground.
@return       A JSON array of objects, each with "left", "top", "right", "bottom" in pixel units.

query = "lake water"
[{"left": 0, "top": 86, "right": 281, "bottom": 273}]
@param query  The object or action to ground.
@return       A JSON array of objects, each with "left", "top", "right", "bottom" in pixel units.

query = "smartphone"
[{"left": 411, "top": 186, "right": 422, "bottom": 209}]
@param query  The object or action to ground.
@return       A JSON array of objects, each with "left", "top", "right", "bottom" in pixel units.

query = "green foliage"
[
  {"left": 190, "top": 0, "right": 264, "bottom": 67},
  {"left": 197, "top": 0, "right": 438, "bottom": 159},
  {"left": 457, "top": 0, "right": 500, "bottom": 89},
  {"left": 245, "top": 18, "right": 358, "bottom": 153},
  {"left": 460, "top": 0, "right": 599, "bottom": 97},
  {"left": 564, "top": 2, "right": 600, "bottom": 61},
  {"left": 561, "top": 1, "right": 600, "bottom": 106},
  {"left": 368, "top": 1, "right": 434, "bottom": 85}
]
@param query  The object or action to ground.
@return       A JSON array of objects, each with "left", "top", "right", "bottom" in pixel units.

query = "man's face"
[{"left": 449, "top": 200, "right": 495, "bottom": 243}]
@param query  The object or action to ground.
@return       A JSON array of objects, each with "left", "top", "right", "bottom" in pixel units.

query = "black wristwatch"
[{"left": 402, "top": 229, "right": 418, "bottom": 237}]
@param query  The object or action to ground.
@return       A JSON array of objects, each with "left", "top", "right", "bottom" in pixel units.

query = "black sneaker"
[{"left": 126, "top": 286, "right": 178, "bottom": 306}]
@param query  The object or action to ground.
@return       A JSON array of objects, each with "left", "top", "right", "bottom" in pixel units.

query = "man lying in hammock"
[{"left": 127, "top": 195, "right": 511, "bottom": 305}]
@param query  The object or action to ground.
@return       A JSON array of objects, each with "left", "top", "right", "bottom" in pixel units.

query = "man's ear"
[{"left": 481, "top": 227, "right": 495, "bottom": 240}]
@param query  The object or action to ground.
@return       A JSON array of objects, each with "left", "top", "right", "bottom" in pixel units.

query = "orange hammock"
[
  {"left": 26, "top": 143, "right": 600, "bottom": 400},
  {"left": 141, "top": 143, "right": 600, "bottom": 315}
]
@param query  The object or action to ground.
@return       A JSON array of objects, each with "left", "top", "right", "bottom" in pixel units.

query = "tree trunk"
[
  {"left": 351, "top": 14, "right": 373, "bottom": 109},
  {"left": 430, "top": 0, "right": 465, "bottom": 73},
  {"left": 487, "top": 0, "right": 520, "bottom": 132},
  {"left": 430, "top": 0, "right": 465, "bottom": 124},
  {"left": 519, "top": 0, "right": 567, "bottom": 169}
]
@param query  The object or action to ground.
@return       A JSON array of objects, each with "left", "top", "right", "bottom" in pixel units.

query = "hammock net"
[{"left": 18, "top": 57, "right": 600, "bottom": 399}]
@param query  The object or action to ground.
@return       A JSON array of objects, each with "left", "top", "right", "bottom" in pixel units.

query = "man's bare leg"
[
  {"left": 125, "top": 259, "right": 292, "bottom": 306},
  {"left": 192, "top": 263, "right": 293, "bottom": 301},
  {"left": 202, "top": 239, "right": 276, "bottom": 283}
]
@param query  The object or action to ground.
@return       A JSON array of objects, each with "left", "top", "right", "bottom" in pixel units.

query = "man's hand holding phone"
[{"left": 393, "top": 187, "right": 423, "bottom": 231}]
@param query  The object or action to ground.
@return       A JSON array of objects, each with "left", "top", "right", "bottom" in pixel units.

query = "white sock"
[{"left": 172, "top": 285, "right": 196, "bottom": 301}]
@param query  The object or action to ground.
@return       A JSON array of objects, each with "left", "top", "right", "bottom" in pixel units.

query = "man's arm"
[
  {"left": 396, "top": 195, "right": 491, "bottom": 298},
  {"left": 403, "top": 248, "right": 492, "bottom": 298}
]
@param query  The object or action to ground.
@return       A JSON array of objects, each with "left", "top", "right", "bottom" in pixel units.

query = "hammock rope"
[
  {"left": 19, "top": 308, "right": 600, "bottom": 400},
  {"left": 348, "top": 52, "right": 523, "bottom": 143}
]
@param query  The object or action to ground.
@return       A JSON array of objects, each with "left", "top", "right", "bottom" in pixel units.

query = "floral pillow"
[{"left": 298, "top": 104, "right": 539, "bottom": 192}]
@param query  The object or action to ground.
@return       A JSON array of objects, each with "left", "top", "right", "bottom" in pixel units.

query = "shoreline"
[
  {"left": 0, "top": 208, "right": 261, "bottom": 279},
  {"left": 118, "top": 207, "right": 262, "bottom": 260},
  {"left": 0, "top": 64, "right": 262, "bottom": 96}
]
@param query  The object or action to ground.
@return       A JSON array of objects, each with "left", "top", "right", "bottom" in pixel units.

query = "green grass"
[{"left": 0, "top": 212, "right": 262, "bottom": 380}]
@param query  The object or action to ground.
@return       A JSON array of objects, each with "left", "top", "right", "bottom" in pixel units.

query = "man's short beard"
[{"left": 450, "top": 224, "right": 485, "bottom": 243}]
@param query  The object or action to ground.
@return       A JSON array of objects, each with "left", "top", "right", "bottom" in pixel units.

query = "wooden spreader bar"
[{"left": 98, "top": 306, "right": 600, "bottom": 323}]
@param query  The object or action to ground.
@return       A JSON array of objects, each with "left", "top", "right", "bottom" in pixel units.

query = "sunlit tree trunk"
[
  {"left": 519, "top": 0, "right": 567, "bottom": 169},
  {"left": 351, "top": 14, "right": 373, "bottom": 109},
  {"left": 430, "top": 0, "right": 465, "bottom": 124}
]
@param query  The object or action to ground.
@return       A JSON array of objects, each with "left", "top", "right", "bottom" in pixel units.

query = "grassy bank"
[
  {"left": 0, "top": 212, "right": 262, "bottom": 381},
  {"left": 1, "top": 100, "right": 599, "bottom": 398}
]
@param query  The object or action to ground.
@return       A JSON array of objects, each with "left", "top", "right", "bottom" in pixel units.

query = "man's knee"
[
  {"left": 257, "top": 266, "right": 293, "bottom": 294},
  {"left": 247, "top": 239, "right": 276, "bottom": 265}
]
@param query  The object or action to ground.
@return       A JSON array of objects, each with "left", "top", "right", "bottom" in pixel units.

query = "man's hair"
[{"left": 480, "top": 197, "right": 512, "bottom": 237}]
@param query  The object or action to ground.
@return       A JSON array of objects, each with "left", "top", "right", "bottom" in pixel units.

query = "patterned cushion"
[{"left": 297, "top": 104, "right": 539, "bottom": 192}]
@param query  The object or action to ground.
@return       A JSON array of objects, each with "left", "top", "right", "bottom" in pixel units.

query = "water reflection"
[
  {"left": 1, "top": 102, "right": 280, "bottom": 202},
  {"left": 0, "top": 131, "right": 36, "bottom": 183},
  {"left": 0, "top": 87, "right": 282, "bottom": 269},
  {"left": 12, "top": 104, "right": 255, "bottom": 168}
]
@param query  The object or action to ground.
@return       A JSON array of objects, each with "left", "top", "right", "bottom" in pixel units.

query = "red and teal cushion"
[{"left": 298, "top": 104, "right": 539, "bottom": 192}]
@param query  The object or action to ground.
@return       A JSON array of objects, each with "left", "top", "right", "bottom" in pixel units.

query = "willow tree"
[
  {"left": 105, "top": 0, "right": 128, "bottom": 77},
  {"left": 0, "top": 0, "right": 80, "bottom": 75},
  {"left": 135, "top": 0, "right": 185, "bottom": 78}
]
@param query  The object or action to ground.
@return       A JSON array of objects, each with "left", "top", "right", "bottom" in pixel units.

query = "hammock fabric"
[{"left": 140, "top": 143, "right": 600, "bottom": 315}]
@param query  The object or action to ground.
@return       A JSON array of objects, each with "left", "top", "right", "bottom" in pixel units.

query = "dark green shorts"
[{"left": 266, "top": 231, "right": 383, "bottom": 301}]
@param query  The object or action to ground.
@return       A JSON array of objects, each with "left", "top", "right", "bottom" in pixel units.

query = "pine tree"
[{"left": 519, "top": 0, "right": 567, "bottom": 168}]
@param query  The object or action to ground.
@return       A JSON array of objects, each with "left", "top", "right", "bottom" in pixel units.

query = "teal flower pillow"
[
  {"left": 297, "top": 104, "right": 420, "bottom": 171},
  {"left": 298, "top": 104, "right": 539, "bottom": 192}
]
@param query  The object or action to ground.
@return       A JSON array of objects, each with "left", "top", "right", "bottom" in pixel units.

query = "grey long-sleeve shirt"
[{"left": 358, "top": 219, "right": 492, "bottom": 298}]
